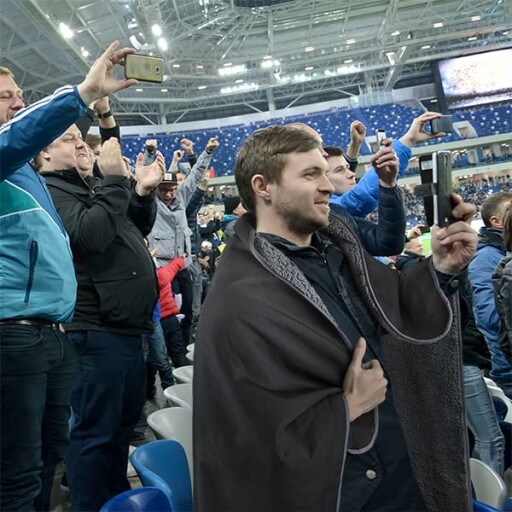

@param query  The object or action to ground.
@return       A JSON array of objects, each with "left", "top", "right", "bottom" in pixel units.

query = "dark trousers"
[
  {"left": 0, "top": 324, "right": 78, "bottom": 512},
  {"left": 161, "top": 315, "right": 188, "bottom": 367},
  {"left": 174, "top": 268, "right": 193, "bottom": 344},
  {"left": 66, "top": 331, "right": 146, "bottom": 512}
]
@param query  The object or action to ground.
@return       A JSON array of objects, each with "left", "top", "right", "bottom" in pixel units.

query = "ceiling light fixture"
[
  {"left": 58, "top": 22, "right": 74, "bottom": 39},
  {"left": 151, "top": 24, "right": 162, "bottom": 37},
  {"left": 346, "top": 38, "right": 356, "bottom": 44},
  {"left": 391, "top": 31, "right": 400, "bottom": 36},
  {"left": 157, "top": 38, "right": 168, "bottom": 51},
  {"left": 471, "top": 15, "right": 481, "bottom": 21},
  {"left": 304, "top": 46, "right": 314, "bottom": 52},
  {"left": 433, "top": 22, "right": 443, "bottom": 28}
]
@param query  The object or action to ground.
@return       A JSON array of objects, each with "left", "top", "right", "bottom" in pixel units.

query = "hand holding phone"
[{"left": 375, "top": 129, "right": 387, "bottom": 146}]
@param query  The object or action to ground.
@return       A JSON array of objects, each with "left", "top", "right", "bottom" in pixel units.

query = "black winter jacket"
[{"left": 43, "top": 169, "right": 158, "bottom": 335}]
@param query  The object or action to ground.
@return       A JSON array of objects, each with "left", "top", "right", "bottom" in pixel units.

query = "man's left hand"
[
  {"left": 135, "top": 151, "right": 166, "bottom": 195},
  {"left": 431, "top": 194, "right": 477, "bottom": 275}
]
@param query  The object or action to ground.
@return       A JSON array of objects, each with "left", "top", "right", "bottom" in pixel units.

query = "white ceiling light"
[
  {"left": 161, "top": 88, "right": 168, "bottom": 92},
  {"left": 471, "top": 15, "right": 481, "bottom": 21},
  {"left": 80, "top": 47, "right": 89, "bottom": 58},
  {"left": 344, "top": 59, "right": 353, "bottom": 64},
  {"left": 391, "top": 31, "right": 400, "bottom": 36},
  {"left": 346, "top": 38, "right": 356, "bottom": 44},
  {"left": 218, "top": 64, "right": 247, "bottom": 76},
  {"left": 58, "top": 22, "right": 74, "bottom": 39},
  {"left": 157, "top": 38, "right": 168, "bottom": 51},
  {"left": 135, "top": 88, "right": 143, "bottom": 92},
  {"left": 221, "top": 82, "right": 259, "bottom": 94},
  {"left": 468, "top": 36, "right": 477, "bottom": 41},
  {"left": 304, "top": 46, "right": 314, "bottom": 52},
  {"left": 172, "top": 64, "right": 180, "bottom": 68},
  {"left": 196, "top": 65, "right": 204, "bottom": 69},
  {"left": 305, "top": 66, "right": 314, "bottom": 71},
  {"left": 261, "top": 60, "right": 274, "bottom": 69},
  {"left": 151, "top": 24, "right": 162, "bottom": 37},
  {"left": 198, "top": 85, "right": 207, "bottom": 90},
  {"left": 433, "top": 22, "right": 443, "bottom": 28},
  {"left": 421, "top": 44, "right": 431, "bottom": 49}
]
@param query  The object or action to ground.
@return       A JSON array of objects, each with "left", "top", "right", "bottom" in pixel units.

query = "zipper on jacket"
[{"left": 24, "top": 240, "right": 39, "bottom": 304}]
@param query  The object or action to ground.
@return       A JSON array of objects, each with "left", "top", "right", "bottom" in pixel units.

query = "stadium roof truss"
[{"left": 1, "top": 0, "right": 511, "bottom": 124}]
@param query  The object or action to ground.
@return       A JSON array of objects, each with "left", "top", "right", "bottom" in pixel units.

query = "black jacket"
[
  {"left": 43, "top": 169, "right": 158, "bottom": 335},
  {"left": 396, "top": 251, "right": 425, "bottom": 271}
]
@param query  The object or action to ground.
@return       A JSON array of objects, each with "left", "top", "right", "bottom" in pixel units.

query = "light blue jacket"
[
  {"left": 330, "top": 139, "right": 412, "bottom": 217},
  {"left": 0, "top": 85, "right": 87, "bottom": 322}
]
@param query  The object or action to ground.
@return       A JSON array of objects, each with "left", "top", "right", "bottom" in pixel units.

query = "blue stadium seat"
[{"left": 99, "top": 487, "right": 172, "bottom": 512}]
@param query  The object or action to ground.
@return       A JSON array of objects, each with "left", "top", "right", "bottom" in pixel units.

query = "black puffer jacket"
[{"left": 44, "top": 168, "right": 158, "bottom": 335}]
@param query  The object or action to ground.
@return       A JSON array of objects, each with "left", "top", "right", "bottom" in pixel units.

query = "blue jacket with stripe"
[{"left": 0, "top": 85, "right": 87, "bottom": 322}]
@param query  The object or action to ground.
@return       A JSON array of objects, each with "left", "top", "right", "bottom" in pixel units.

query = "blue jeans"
[
  {"left": 0, "top": 324, "right": 78, "bottom": 512},
  {"left": 463, "top": 365, "right": 505, "bottom": 476},
  {"left": 66, "top": 331, "right": 146, "bottom": 512},
  {"left": 145, "top": 321, "right": 174, "bottom": 389},
  {"left": 161, "top": 315, "right": 188, "bottom": 368}
]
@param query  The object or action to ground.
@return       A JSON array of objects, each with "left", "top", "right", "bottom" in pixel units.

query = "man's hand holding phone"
[
  {"left": 78, "top": 41, "right": 137, "bottom": 106},
  {"left": 431, "top": 194, "right": 477, "bottom": 275},
  {"left": 371, "top": 141, "right": 399, "bottom": 188},
  {"left": 399, "top": 111, "right": 447, "bottom": 148}
]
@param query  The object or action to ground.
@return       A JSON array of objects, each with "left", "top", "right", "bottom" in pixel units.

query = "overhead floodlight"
[
  {"left": 305, "top": 66, "right": 313, "bottom": 71},
  {"left": 220, "top": 82, "right": 259, "bottom": 94},
  {"left": 261, "top": 60, "right": 274, "bottom": 69},
  {"left": 161, "top": 88, "right": 168, "bottom": 92},
  {"left": 344, "top": 59, "right": 353, "bottom": 64},
  {"left": 304, "top": 46, "right": 314, "bottom": 52},
  {"left": 471, "top": 16, "right": 481, "bottom": 21},
  {"left": 198, "top": 85, "right": 207, "bottom": 90},
  {"left": 157, "top": 38, "right": 168, "bottom": 51},
  {"left": 80, "top": 47, "right": 89, "bottom": 58},
  {"left": 391, "top": 31, "right": 400, "bottom": 36},
  {"left": 385, "top": 52, "right": 396, "bottom": 65},
  {"left": 433, "top": 22, "right": 443, "bottom": 28},
  {"left": 468, "top": 36, "right": 477, "bottom": 41},
  {"left": 135, "top": 88, "right": 143, "bottom": 92},
  {"left": 346, "top": 38, "right": 356, "bottom": 44},
  {"left": 59, "top": 22, "right": 74, "bottom": 39},
  {"left": 421, "top": 44, "right": 431, "bottom": 49},
  {"left": 172, "top": 64, "right": 180, "bottom": 68},
  {"left": 263, "top": 55, "right": 272, "bottom": 59},
  {"left": 196, "top": 65, "right": 204, "bottom": 69},
  {"left": 152, "top": 24, "right": 162, "bottom": 36},
  {"left": 218, "top": 64, "right": 247, "bottom": 76}
]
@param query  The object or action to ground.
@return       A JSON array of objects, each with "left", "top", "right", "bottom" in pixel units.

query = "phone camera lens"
[{"left": 155, "top": 67, "right": 160, "bottom": 73}]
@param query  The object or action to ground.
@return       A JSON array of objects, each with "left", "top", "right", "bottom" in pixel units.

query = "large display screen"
[{"left": 436, "top": 48, "right": 512, "bottom": 109}]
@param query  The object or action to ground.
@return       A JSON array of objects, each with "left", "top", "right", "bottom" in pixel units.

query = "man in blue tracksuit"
[
  {"left": 330, "top": 111, "right": 447, "bottom": 218},
  {"left": 0, "top": 42, "right": 137, "bottom": 511}
]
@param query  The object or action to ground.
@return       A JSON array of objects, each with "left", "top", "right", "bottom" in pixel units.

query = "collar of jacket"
[
  {"left": 41, "top": 167, "right": 100, "bottom": 191},
  {"left": 478, "top": 226, "right": 504, "bottom": 250}
]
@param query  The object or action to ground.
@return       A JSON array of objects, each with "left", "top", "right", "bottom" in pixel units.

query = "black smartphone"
[
  {"left": 419, "top": 226, "right": 430, "bottom": 234},
  {"left": 429, "top": 115, "right": 453, "bottom": 134},
  {"left": 375, "top": 129, "right": 387, "bottom": 146},
  {"left": 125, "top": 54, "right": 165, "bottom": 83},
  {"left": 418, "top": 151, "right": 453, "bottom": 227}
]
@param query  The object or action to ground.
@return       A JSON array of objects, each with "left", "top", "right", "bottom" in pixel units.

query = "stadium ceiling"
[{"left": 1, "top": 0, "right": 511, "bottom": 125}]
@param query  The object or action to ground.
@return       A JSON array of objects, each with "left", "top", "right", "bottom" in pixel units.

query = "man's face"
[
  {"left": 326, "top": 155, "right": 356, "bottom": 195},
  {"left": 0, "top": 74, "right": 24, "bottom": 125},
  {"left": 267, "top": 148, "right": 334, "bottom": 237},
  {"left": 42, "top": 125, "right": 84, "bottom": 170},
  {"left": 157, "top": 183, "right": 178, "bottom": 205},
  {"left": 406, "top": 238, "right": 424, "bottom": 256},
  {"left": 75, "top": 144, "right": 94, "bottom": 175}
]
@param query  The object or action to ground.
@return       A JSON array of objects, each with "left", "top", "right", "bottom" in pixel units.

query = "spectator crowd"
[{"left": 0, "top": 41, "right": 511, "bottom": 512}]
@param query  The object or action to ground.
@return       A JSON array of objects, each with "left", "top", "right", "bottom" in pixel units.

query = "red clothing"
[{"left": 157, "top": 257, "right": 185, "bottom": 319}]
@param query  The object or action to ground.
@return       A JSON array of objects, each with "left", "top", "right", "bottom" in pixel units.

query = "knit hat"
[{"left": 224, "top": 196, "right": 241, "bottom": 215}]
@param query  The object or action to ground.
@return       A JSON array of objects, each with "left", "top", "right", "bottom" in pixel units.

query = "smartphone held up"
[
  {"left": 414, "top": 151, "right": 454, "bottom": 228},
  {"left": 125, "top": 54, "right": 165, "bottom": 83}
]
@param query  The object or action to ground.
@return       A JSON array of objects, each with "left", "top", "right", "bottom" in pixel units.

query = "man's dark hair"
[
  {"left": 481, "top": 191, "right": 512, "bottom": 228},
  {"left": 235, "top": 125, "right": 320, "bottom": 212},
  {"left": 323, "top": 146, "right": 344, "bottom": 158}
]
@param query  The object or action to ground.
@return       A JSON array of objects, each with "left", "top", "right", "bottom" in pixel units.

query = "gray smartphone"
[
  {"left": 418, "top": 151, "right": 453, "bottom": 227},
  {"left": 125, "top": 54, "right": 165, "bottom": 83},
  {"left": 429, "top": 115, "right": 453, "bottom": 134}
]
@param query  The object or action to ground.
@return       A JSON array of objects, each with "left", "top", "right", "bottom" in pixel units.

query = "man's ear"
[
  {"left": 39, "top": 148, "right": 51, "bottom": 161},
  {"left": 251, "top": 174, "right": 272, "bottom": 202}
]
